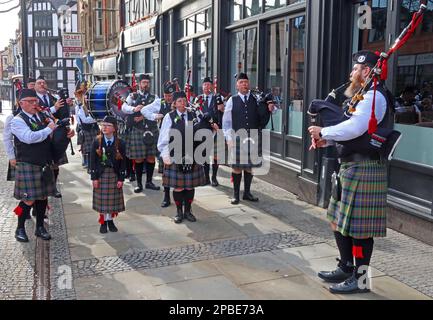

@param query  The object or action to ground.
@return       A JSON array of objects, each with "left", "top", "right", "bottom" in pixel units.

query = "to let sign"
[{"left": 62, "top": 33, "right": 82, "bottom": 58}]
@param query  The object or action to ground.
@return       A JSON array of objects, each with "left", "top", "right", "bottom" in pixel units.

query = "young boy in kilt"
[
  {"left": 10, "top": 89, "right": 60, "bottom": 242},
  {"left": 89, "top": 116, "right": 127, "bottom": 233},
  {"left": 157, "top": 91, "right": 206, "bottom": 224},
  {"left": 308, "top": 50, "right": 393, "bottom": 294}
]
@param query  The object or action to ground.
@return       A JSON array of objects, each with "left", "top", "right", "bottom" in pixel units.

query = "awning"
[{"left": 92, "top": 56, "right": 117, "bottom": 76}]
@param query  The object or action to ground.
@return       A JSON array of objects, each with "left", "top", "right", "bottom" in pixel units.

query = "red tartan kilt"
[
  {"left": 92, "top": 167, "right": 125, "bottom": 214},
  {"left": 162, "top": 163, "right": 206, "bottom": 189}
]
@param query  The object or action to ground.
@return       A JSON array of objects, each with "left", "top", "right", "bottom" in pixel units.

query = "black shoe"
[
  {"left": 15, "top": 228, "right": 29, "bottom": 242},
  {"left": 173, "top": 209, "right": 183, "bottom": 224},
  {"left": 107, "top": 220, "right": 118, "bottom": 232},
  {"left": 35, "top": 226, "right": 51, "bottom": 240},
  {"left": 318, "top": 260, "right": 354, "bottom": 283},
  {"left": 243, "top": 192, "right": 259, "bottom": 202},
  {"left": 329, "top": 274, "right": 371, "bottom": 294},
  {"left": 99, "top": 222, "right": 108, "bottom": 234},
  {"left": 134, "top": 183, "right": 143, "bottom": 193},
  {"left": 184, "top": 211, "right": 196, "bottom": 222},
  {"left": 145, "top": 182, "right": 160, "bottom": 190},
  {"left": 161, "top": 198, "right": 171, "bottom": 208},
  {"left": 211, "top": 177, "right": 219, "bottom": 187},
  {"left": 231, "top": 198, "right": 240, "bottom": 205}
]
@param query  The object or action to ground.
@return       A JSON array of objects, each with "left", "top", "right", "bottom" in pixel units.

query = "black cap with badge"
[
  {"left": 102, "top": 115, "right": 118, "bottom": 129},
  {"left": 139, "top": 74, "right": 151, "bottom": 82},
  {"left": 173, "top": 91, "right": 187, "bottom": 101},
  {"left": 202, "top": 77, "right": 212, "bottom": 84},
  {"left": 163, "top": 82, "right": 176, "bottom": 94},
  {"left": 352, "top": 50, "right": 379, "bottom": 68},
  {"left": 236, "top": 73, "right": 249, "bottom": 81}
]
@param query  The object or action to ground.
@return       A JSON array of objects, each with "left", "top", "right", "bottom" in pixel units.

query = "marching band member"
[
  {"left": 74, "top": 81, "right": 99, "bottom": 168},
  {"left": 222, "top": 73, "right": 275, "bottom": 205},
  {"left": 157, "top": 91, "right": 206, "bottom": 224},
  {"left": 140, "top": 81, "right": 177, "bottom": 207},
  {"left": 194, "top": 77, "right": 225, "bottom": 187},
  {"left": 10, "top": 89, "right": 57, "bottom": 242},
  {"left": 89, "top": 116, "right": 127, "bottom": 234},
  {"left": 122, "top": 74, "right": 160, "bottom": 193}
]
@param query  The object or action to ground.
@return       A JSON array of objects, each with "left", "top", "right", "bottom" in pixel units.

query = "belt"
[{"left": 340, "top": 153, "right": 380, "bottom": 163}]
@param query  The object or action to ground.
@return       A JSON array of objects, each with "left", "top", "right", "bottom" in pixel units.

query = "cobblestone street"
[{"left": 1, "top": 113, "right": 433, "bottom": 300}]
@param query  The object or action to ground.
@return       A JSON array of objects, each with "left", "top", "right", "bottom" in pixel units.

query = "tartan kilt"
[
  {"left": 230, "top": 136, "right": 263, "bottom": 170},
  {"left": 162, "top": 163, "right": 206, "bottom": 189},
  {"left": 327, "top": 160, "right": 387, "bottom": 239},
  {"left": 81, "top": 128, "right": 99, "bottom": 154},
  {"left": 14, "top": 162, "right": 55, "bottom": 201},
  {"left": 92, "top": 167, "right": 125, "bottom": 214},
  {"left": 125, "top": 126, "right": 147, "bottom": 159}
]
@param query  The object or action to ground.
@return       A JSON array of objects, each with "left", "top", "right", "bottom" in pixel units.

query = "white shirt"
[
  {"left": 75, "top": 103, "right": 96, "bottom": 125},
  {"left": 222, "top": 91, "right": 277, "bottom": 142},
  {"left": 157, "top": 110, "right": 190, "bottom": 159},
  {"left": 121, "top": 91, "right": 160, "bottom": 114},
  {"left": 321, "top": 90, "right": 387, "bottom": 141},
  {"left": 36, "top": 92, "right": 57, "bottom": 114},
  {"left": 11, "top": 110, "right": 54, "bottom": 145},
  {"left": 2, "top": 114, "right": 15, "bottom": 160}
]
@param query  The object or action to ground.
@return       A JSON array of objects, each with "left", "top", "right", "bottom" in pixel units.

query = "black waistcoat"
[
  {"left": 336, "top": 84, "right": 394, "bottom": 158},
  {"left": 14, "top": 112, "right": 52, "bottom": 166},
  {"left": 231, "top": 95, "right": 260, "bottom": 131},
  {"left": 168, "top": 110, "right": 194, "bottom": 160},
  {"left": 126, "top": 92, "right": 155, "bottom": 129}
]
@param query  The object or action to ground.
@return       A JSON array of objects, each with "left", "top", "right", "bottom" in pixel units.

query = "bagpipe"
[
  {"left": 250, "top": 87, "right": 282, "bottom": 130},
  {"left": 307, "top": 1, "right": 427, "bottom": 160}
]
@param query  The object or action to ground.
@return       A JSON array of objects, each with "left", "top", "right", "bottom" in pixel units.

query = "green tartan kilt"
[
  {"left": 126, "top": 126, "right": 158, "bottom": 159},
  {"left": 327, "top": 160, "right": 387, "bottom": 239},
  {"left": 162, "top": 163, "right": 206, "bottom": 189},
  {"left": 14, "top": 162, "right": 55, "bottom": 201},
  {"left": 92, "top": 167, "right": 125, "bottom": 214},
  {"left": 81, "top": 127, "right": 100, "bottom": 154}
]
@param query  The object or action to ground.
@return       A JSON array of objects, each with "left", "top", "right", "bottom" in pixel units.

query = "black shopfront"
[{"left": 157, "top": 0, "right": 433, "bottom": 244}]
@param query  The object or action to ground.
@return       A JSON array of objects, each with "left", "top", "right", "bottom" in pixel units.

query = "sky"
[{"left": 0, "top": 5, "right": 20, "bottom": 50}]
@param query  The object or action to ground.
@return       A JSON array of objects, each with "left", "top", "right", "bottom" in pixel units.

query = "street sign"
[{"left": 62, "top": 33, "right": 82, "bottom": 59}]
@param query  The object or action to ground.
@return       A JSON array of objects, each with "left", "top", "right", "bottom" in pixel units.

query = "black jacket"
[{"left": 89, "top": 136, "right": 127, "bottom": 181}]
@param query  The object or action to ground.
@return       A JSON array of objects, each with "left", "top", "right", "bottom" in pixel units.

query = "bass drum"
[{"left": 87, "top": 80, "right": 132, "bottom": 120}]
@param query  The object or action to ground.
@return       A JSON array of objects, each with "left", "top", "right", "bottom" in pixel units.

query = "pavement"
[{"left": 1, "top": 103, "right": 433, "bottom": 300}]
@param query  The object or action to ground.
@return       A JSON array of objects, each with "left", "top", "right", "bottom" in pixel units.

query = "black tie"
[
  {"left": 107, "top": 140, "right": 112, "bottom": 147},
  {"left": 32, "top": 115, "right": 39, "bottom": 124},
  {"left": 205, "top": 96, "right": 209, "bottom": 109},
  {"left": 243, "top": 95, "right": 248, "bottom": 105},
  {"left": 43, "top": 95, "right": 49, "bottom": 107}
]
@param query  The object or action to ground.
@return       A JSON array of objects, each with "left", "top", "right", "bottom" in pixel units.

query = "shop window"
[
  {"left": 287, "top": 16, "right": 305, "bottom": 137},
  {"left": 196, "top": 38, "right": 211, "bottom": 89},
  {"left": 265, "top": 21, "right": 285, "bottom": 133},
  {"left": 245, "top": 28, "right": 258, "bottom": 89},
  {"left": 264, "top": 0, "right": 284, "bottom": 12},
  {"left": 229, "top": 31, "right": 245, "bottom": 92},
  {"left": 230, "top": 0, "right": 243, "bottom": 22},
  {"left": 196, "top": 12, "right": 206, "bottom": 33},
  {"left": 393, "top": 0, "right": 433, "bottom": 167},
  {"left": 244, "top": 0, "right": 262, "bottom": 18},
  {"left": 183, "top": 42, "right": 193, "bottom": 86},
  {"left": 187, "top": 16, "right": 195, "bottom": 36},
  {"left": 132, "top": 50, "right": 145, "bottom": 73},
  {"left": 145, "top": 48, "right": 153, "bottom": 74}
]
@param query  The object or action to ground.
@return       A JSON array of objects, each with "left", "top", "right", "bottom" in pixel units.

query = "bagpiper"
[
  {"left": 194, "top": 77, "right": 225, "bottom": 187},
  {"left": 157, "top": 91, "right": 206, "bottom": 223},
  {"left": 74, "top": 81, "right": 99, "bottom": 168},
  {"left": 10, "top": 89, "right": 59, "bottom": 242},
  {"left": 122, "top": 74, "right": 160, "bottom": 193},
  {"left": 222, "top": 72, "right": 275, "bottom": 205},
  {"left": 139, "top": 80, "right": 176, "bottom": 207},
  {"left": 89, "top": 116, "right": 127, "bottom": 234}
]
